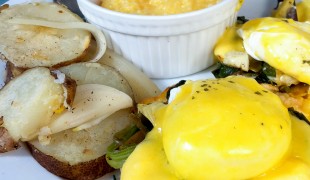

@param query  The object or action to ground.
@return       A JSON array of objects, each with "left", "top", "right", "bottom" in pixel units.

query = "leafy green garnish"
[
  {"left": 262, "top": 63, "right": 276, "bottom": 77},
  {"left": 213, "top": 62, "right": 276, "bottom": 84},
  {"left": 212, "top": 63, "right": 239, "bottom": 78},
  {"left": 114, "top": 124, "right": 140, "bottom": 143},
  {"left": 106, "top": 125, "right": 140, "bottom": 169},
  {"left": 237, "top": 16, "right": 249, "bottom": 24},
  {"left": 106, "top": 143, "right": 137, "bottom": 169},
  {"left": 255, "top": 72, "right": 272, "bottom": 84}
]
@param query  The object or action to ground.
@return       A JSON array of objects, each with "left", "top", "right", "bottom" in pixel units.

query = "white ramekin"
[{"left": 77, "top": 0, "right": 239, "bottom": 78}]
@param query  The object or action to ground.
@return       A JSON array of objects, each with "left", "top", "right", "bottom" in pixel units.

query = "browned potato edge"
[{"left": 27, "top": 143, "right": 115, "bottom": 180}]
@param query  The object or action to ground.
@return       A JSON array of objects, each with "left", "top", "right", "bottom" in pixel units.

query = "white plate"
[{"left": 0, "top": 0, "right": 281, "bottom": 179}]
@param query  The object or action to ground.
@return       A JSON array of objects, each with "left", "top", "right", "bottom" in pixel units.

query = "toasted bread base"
[{"left": 28, "top": 143, "right": 114, "bottom": 180}]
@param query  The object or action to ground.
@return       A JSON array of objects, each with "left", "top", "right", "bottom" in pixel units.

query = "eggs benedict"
[
  {"left": 213, "top": 6, "right": 310, "bottom": 120},
  {"left": 121, "top": 76, "right": 310, "bottom": 179},
  {"left": 238, "top": 17, "right": 310, "bottom": 85}
]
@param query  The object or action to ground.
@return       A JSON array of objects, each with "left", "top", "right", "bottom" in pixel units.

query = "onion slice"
[
  {"left": 99, "top": 49, "right": 161, "bottom": 103},
  {"left": 6, "top": 18, "right": 106, "bottom": 63},
  {"left": 38, "top": 84, "right": 133, "bottom": 142}
]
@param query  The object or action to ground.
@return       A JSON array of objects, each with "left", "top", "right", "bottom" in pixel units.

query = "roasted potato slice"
[
  {"left": 59, "top": 62, "right": 134, "bottom": 100},
  {"left": 0, "top": 67, "right": 68, "bottom": 142},
  {"left": 0, "top": 3, "right": 91, "bottom": 68},
  {"left": 28, "top": 62, "right": 136, "bottom": 179},
  {"left": 28, "top": 109, "right": 132, "bottom": 180},
  {"left": 0, "top": 67, "right": 76, "bottom": 154}
]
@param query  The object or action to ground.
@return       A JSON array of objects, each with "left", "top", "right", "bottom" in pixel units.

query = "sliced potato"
[
  {"left": 29, "top": 108, "right": 133, "bottom": 180},
  {"left": 28, "top": 109, "right": 132, "bottom": 179},
  {"left": 0, "top": 3, "right": 91, "bottom": 68},
  {"left": 28, "top": 62, "right": 137, "bottom": 179},
  {"left": 0, "top": 67, "right": 66, "bottom": 141},
  {"left": 59, "top": 62, "right": 134, "bottom": 100},
  {"left": 28, "top": 143, "right": 114, "bottom": 180},
  {"left": 29, "top": 108, "right": 133, "bottom": 166}
]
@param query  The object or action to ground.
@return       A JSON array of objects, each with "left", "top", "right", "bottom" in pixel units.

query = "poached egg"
[
  {"left": 238, "top": 17, "right": 310, "bottom": 85},
  {"left": 121, "top": 76, "right": 310, "bottom": 179}
]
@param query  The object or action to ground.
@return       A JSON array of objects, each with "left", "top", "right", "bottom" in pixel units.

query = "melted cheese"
[
  {"left": 238, "top": 17, "right": 310, "bottom": 84},
  {"left": 122, "top": 76, "right": 304, "bottom": 179}
]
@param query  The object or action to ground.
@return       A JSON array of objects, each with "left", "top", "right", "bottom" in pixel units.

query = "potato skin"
[
  {"left": 0, "top": 111, "right": 18, "bottom": 154},
  {"left": 27, "top": 143, "right": 115, "bottom": 180},
  {"left": 61, "top": 74, "right": 77, "bottom": 107},
  {"left": 5, "top": 61, "right": 26, "bottom": 83},
  {"left": 0, "top": 127, "right": 19, "bottom": 153}
]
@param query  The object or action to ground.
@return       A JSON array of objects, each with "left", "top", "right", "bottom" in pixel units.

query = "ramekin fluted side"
[{"left": 78, "top": 0, "right": 239, "bottom": 78}]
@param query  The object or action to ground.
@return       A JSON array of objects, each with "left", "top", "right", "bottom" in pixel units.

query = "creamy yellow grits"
[{"left": 100, "top": 0, "right": 222, "bottom": 15}]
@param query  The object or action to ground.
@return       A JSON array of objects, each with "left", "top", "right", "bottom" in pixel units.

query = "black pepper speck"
[{"left": 255, "top": 91, "right": 262, "bottom": 95}]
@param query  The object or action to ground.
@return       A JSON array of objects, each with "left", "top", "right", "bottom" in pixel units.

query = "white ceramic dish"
[
  {"left": 0, "top": 0, "right": 280, "bottom": 179},
  {"left": 77, "top": 0, "right": 239, "bottom": 78}
]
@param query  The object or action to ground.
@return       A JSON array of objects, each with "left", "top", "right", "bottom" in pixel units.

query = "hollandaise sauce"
[
  {"left": 297, "top": 0, "right": 310, "bottom": 22},
  {"left": 239, "top": 17, "right": 310, "bottom": 85},
  {"left": 120, "top": 76, "right": 310, "bottom": 179}
]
